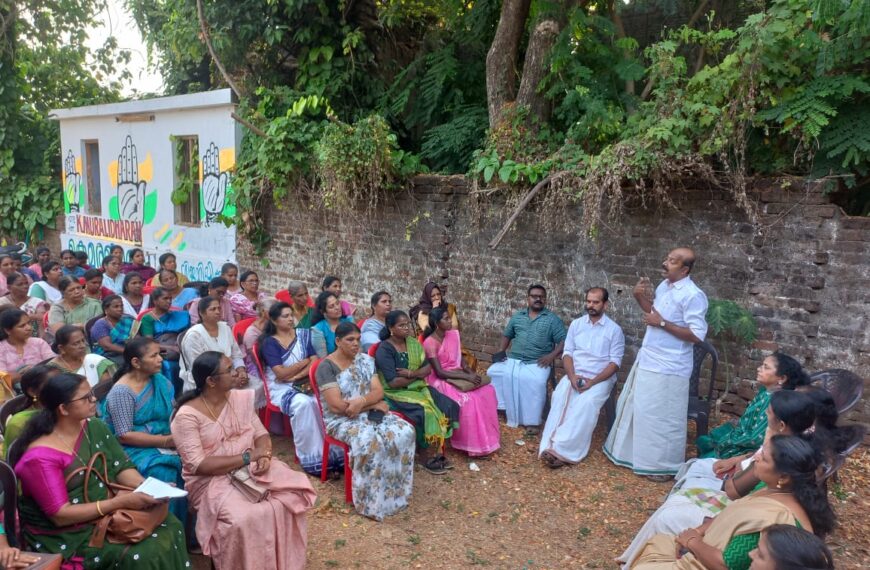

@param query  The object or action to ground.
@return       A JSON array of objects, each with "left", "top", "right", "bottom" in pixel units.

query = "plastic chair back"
[
  {"left": 0, "top": 395, "right": 30, "bottom": 436},
  {"left": 84, "top": 315, "right": 103, "bottom": 348},
  {"left": 810, "top": 369, "right": 864, "bottom": 415},
  {"left": 367, "top": 342, "right": 380, "bottom": 358},
  {"left": 0, "top": 460, "right": 20, "bottom": 546},
  {"left": 233, "top": 317, "right": 257, "bottom": 345},
  {"left": 687, "top": 340, "right": 718, "bottom": 437}
]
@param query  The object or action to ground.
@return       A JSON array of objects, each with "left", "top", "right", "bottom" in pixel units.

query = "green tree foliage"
[
  {"left": 127, "top": 0, "right": 865, "bottom": 251},
  {"left": 0, "top": 0, "right": 129, "bottom": 242}
]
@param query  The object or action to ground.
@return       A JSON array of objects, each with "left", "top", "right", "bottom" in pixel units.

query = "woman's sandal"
[
  {"left": 422, "top": 457, "right": 448, "bottom": 475},
  {"left": 436, "top": 454, "right": 454, "bottom": 470}
]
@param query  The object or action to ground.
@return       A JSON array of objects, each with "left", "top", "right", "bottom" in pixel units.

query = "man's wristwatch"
[{"left": 659, "top": 319, "right": 666, "bottom": 328}]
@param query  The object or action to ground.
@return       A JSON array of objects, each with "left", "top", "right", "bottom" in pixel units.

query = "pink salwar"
[
  {"left": 171, "top": 389, "right": 316, "bottom": 570},
  {"left": 423, "top": 330, "right": 500, "bottom": 456}
]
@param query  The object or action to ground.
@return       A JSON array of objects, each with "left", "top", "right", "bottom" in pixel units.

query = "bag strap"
[
  {"left": 87, "top": 512, "right": 111, "bottom": 549},
  {"left": 79, "top": 451, "right": 113, "bottom": 504}
]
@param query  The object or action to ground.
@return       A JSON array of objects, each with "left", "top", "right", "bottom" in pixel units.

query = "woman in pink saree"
[
  {"left": 171, "top": 351, "right": 316, "bottom": 570},
  {"left": 422, "top": 307, "right": 500, "bottom": 456}
]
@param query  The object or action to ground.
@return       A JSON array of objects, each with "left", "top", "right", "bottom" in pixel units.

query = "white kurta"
[
  {"left": 539, "top": 314, "right": 624, "bottom": 463},
  {"left": 604, "top": 276, "right": 708, "bottom": 475}
]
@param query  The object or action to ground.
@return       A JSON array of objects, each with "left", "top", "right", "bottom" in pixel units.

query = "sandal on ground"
[
  {"left": 436, "top": 454, "right": 454, "bottom": 470},
  {"left": 643, "top": 474, "right": 673, "bottom": 483},
  {"left": 524, "top": 427, "right": 541, "bottom": 437},
  {"left": 422, "top": 458, "right": 447, "bottom": 475},
  {"left": 541, "top": 452, "right": 566, "bottom": 469}
]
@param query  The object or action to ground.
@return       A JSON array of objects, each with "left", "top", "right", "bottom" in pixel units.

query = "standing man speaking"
[{"left": 604, "top": 247, "right": 708, "bottom": 481}]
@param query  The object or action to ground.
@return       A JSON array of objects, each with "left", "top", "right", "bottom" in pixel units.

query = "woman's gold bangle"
[{"left": 96, "top": 500, "right": 105, "bottom": 517}]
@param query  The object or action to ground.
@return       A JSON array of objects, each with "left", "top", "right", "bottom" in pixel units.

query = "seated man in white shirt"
[{"left": 539, "top": 287, "right": 624, "bottom": 468}]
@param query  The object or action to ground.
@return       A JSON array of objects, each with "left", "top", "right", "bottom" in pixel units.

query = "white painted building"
[{"left": 50, "top": 89, "right": 239, "bottom": 281}]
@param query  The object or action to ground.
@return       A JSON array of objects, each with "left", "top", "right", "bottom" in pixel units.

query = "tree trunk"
[
  {"left": 486, "top": 0, "right": 532, "bottom": 128},
  {"left": 516, "top": 18, "right": 562, "bottom": 125}
]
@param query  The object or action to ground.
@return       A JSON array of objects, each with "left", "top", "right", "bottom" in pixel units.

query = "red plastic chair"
[
  {"left": 275, "top": 290, "right": 316, "bottom": 308},
  {"left": 308, "top": 358, "right": 353, "bottom": 504},
  {"left": 142, "top": 276, "right": 157, "bottom": 295},
  {"left": 367, "top": 342, "right": 379, "bottom": 357},
  {"left": 251, "top": 342, "right": 293, "bottom": 442},
  {"left": 232, "top": 317, "right": 256, "bottom": 345},
  {"left": 355, "top": 318, "right": 366, "bottom": 329}
]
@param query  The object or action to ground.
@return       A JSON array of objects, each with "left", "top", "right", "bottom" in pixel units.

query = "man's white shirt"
[{"left": 562, "top": 313, "right": 625, "bottom": 381}]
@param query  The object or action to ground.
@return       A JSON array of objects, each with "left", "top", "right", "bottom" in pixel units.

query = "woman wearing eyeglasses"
[
  {"left": 10, "top": 372, "right": 190, "bottom": 568},
  {"left": 101, "top": 337, "right": 186, "bottom": 522},
  {"left": 172, "top": 351, "right": 316, "bottom": 570}
]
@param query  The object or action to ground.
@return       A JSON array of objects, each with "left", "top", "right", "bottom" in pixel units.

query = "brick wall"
[{"left": 237, "top": 176, "right": 869, "bottom": 432}]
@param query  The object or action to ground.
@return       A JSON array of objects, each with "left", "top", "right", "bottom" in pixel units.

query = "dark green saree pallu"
[{"left": 15, "top": 418, "right": 190, "bottom": 569}]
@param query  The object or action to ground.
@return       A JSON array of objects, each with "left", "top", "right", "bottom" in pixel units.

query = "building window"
[
  {"left": 172, "top": 135, "right": 200, "bottom": 225},
  {"left": 83, "top": 141, "right": 101, "bottom": 215}
]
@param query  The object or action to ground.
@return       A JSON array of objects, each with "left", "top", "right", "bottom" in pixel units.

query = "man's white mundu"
[
  {"left": 539, "top": 314, "right": 625, "bottom": 463},
  {"left": 604, "top": 277, "right": 708, "bottom": 475}
]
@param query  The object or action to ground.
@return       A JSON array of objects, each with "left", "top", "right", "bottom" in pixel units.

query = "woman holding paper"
[
  {"left": 171, "top": 351, "right": 316, "bottom": 570},
  {"left": 10, "top": 372, "right": 189, "bottom": 568},
  {"left": 101, "top": 336, "right": 186, "bottom": 521}
]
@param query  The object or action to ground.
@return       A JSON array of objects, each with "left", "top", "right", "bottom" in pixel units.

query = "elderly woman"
[
  {"left": 172, "top": 351, "right": 316, "bottom": 570},
  {"left": 697, "top": 353, "right": 810, "bottom": 460},
  {"left": 28, "top": 261, "right": 63, "bottom": 303},
  {"left": 230, "top": 271, "right": 267, "bottom": 321},
  {"left": 259, "top": 302, "right": 343, "bottom": 475},
  {"left": 631, "top": 435, "right": 835, "bottom": 570},
  {"left": 11, "top": 373, "right": 189, "bottom": 568},
  {"left": 423, "top": 307, "right": 500, "bottom": 457},
  {"left": 360, "top": 290, "right": 391, "bottom": 352},
  {"left": 180, "top": 296, "right": 256, "bottom": 405},
  {"left": 100, "top": 255, "right": 125, "bottom": 295},
  {"left": 279, "top": 280, "right": 314, "bottom": 328},
  {"left": 47, "top": 276, "right": 102, "bottom": 333},
  {"left": 311, "top": 291, "right": 353, "bottom": 358},
  {"left": 316, "top": 322, "right": 416, "bottom": 520},
  {"left": 0, "top": 309, "right": 55, "bottom": 384},
  {"left": 374, "top": 310, "right": 459, "bottom": 475},
  {"left": 0, "top": 272, "right": 49, "bottom": 336},
  {"left": 139, "top": 287, "right": 190, "bottom": 391},
  {"left": 121, "top": 247, "right": 156, "bottom": 282},
  {"left": 102, "top": 337, "right": 185, "bottom": 521},
  {"left": 46, "top": 325, "right": 114, "bottom": 386},
  {"left": 89, "top": 295, "right": 135, "bottom": 364},
  {"left": 120, "top": 272, "right": 150, "bottom": 317}
]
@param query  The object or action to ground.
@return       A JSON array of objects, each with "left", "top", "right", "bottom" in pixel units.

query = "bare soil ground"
[{"left": 194, "top": 418, "right": 869, "bottom": 569}]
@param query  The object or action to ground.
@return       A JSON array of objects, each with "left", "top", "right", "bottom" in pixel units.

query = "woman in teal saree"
[
  {"left": 11, "top": 372, "right": 189, "bottom": 569},
  {"left": 101, "top": 337, "right": 185, "bottom": 521}
]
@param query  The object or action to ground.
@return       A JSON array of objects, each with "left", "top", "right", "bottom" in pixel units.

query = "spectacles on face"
[
  {"left": 68, "top": 390, "right": 97, "bottom": 404},
  {"left": 212, "top": 367, "right": 239, "bottom": 378},
  {"left": 529, "top": 294, "right": 545, "bottom": 300}
]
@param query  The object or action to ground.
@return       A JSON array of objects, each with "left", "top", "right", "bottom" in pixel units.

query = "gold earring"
[{"left": 776, "top": 480, "right": 783, "bottom": 489}]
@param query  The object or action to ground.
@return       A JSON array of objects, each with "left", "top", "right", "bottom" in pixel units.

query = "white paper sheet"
[{"left": 134, "top": 477, "right": 188, "bottom": 499}]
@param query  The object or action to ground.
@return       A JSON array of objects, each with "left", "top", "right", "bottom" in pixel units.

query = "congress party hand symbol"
[
  {"left": 117, "top": 136, "right": 147, "bottom": 222},
  {"left": 201, "top": 142, "right": 228, "bottom": 224}
]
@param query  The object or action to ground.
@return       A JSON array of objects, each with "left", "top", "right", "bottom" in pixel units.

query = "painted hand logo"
[
  {"left": 201, "top": 142, "right": 228, "bottom": 225},
  {"left": 64, "top": 151, "right": 81, "bottom": 213},
  {"left": 117, "top": 136, "right": 147, "bottom": 222}
]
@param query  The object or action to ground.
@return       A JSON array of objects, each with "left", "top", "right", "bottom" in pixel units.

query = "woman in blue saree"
[
  {"left": 138, "top": 286, "right": 191, "bottom": 393},
  {"left": 101, "top": 336, "right": 186, "bottom": 521},
  {"left": 259, "top": 301, "right": 344, "bottom": 476}
]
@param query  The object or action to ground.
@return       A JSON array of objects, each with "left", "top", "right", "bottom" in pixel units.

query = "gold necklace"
[{"left": 201, "top": 396, "right": 227, "bottom": 422}]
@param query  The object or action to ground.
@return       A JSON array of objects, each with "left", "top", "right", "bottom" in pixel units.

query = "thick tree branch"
[
  {"left": 231, "top": 112, "right": 267, "bottom": 138},
  {"left": 196, "top": 0, "right": 245, "bottom": 100}
]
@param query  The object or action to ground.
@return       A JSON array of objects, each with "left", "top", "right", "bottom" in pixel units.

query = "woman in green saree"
[
  {"left": 373, "top": 310, "right": 459, "bottom": 475},
  {"left": 10, "top": 372, "right": 189, "bottom": 569}
]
